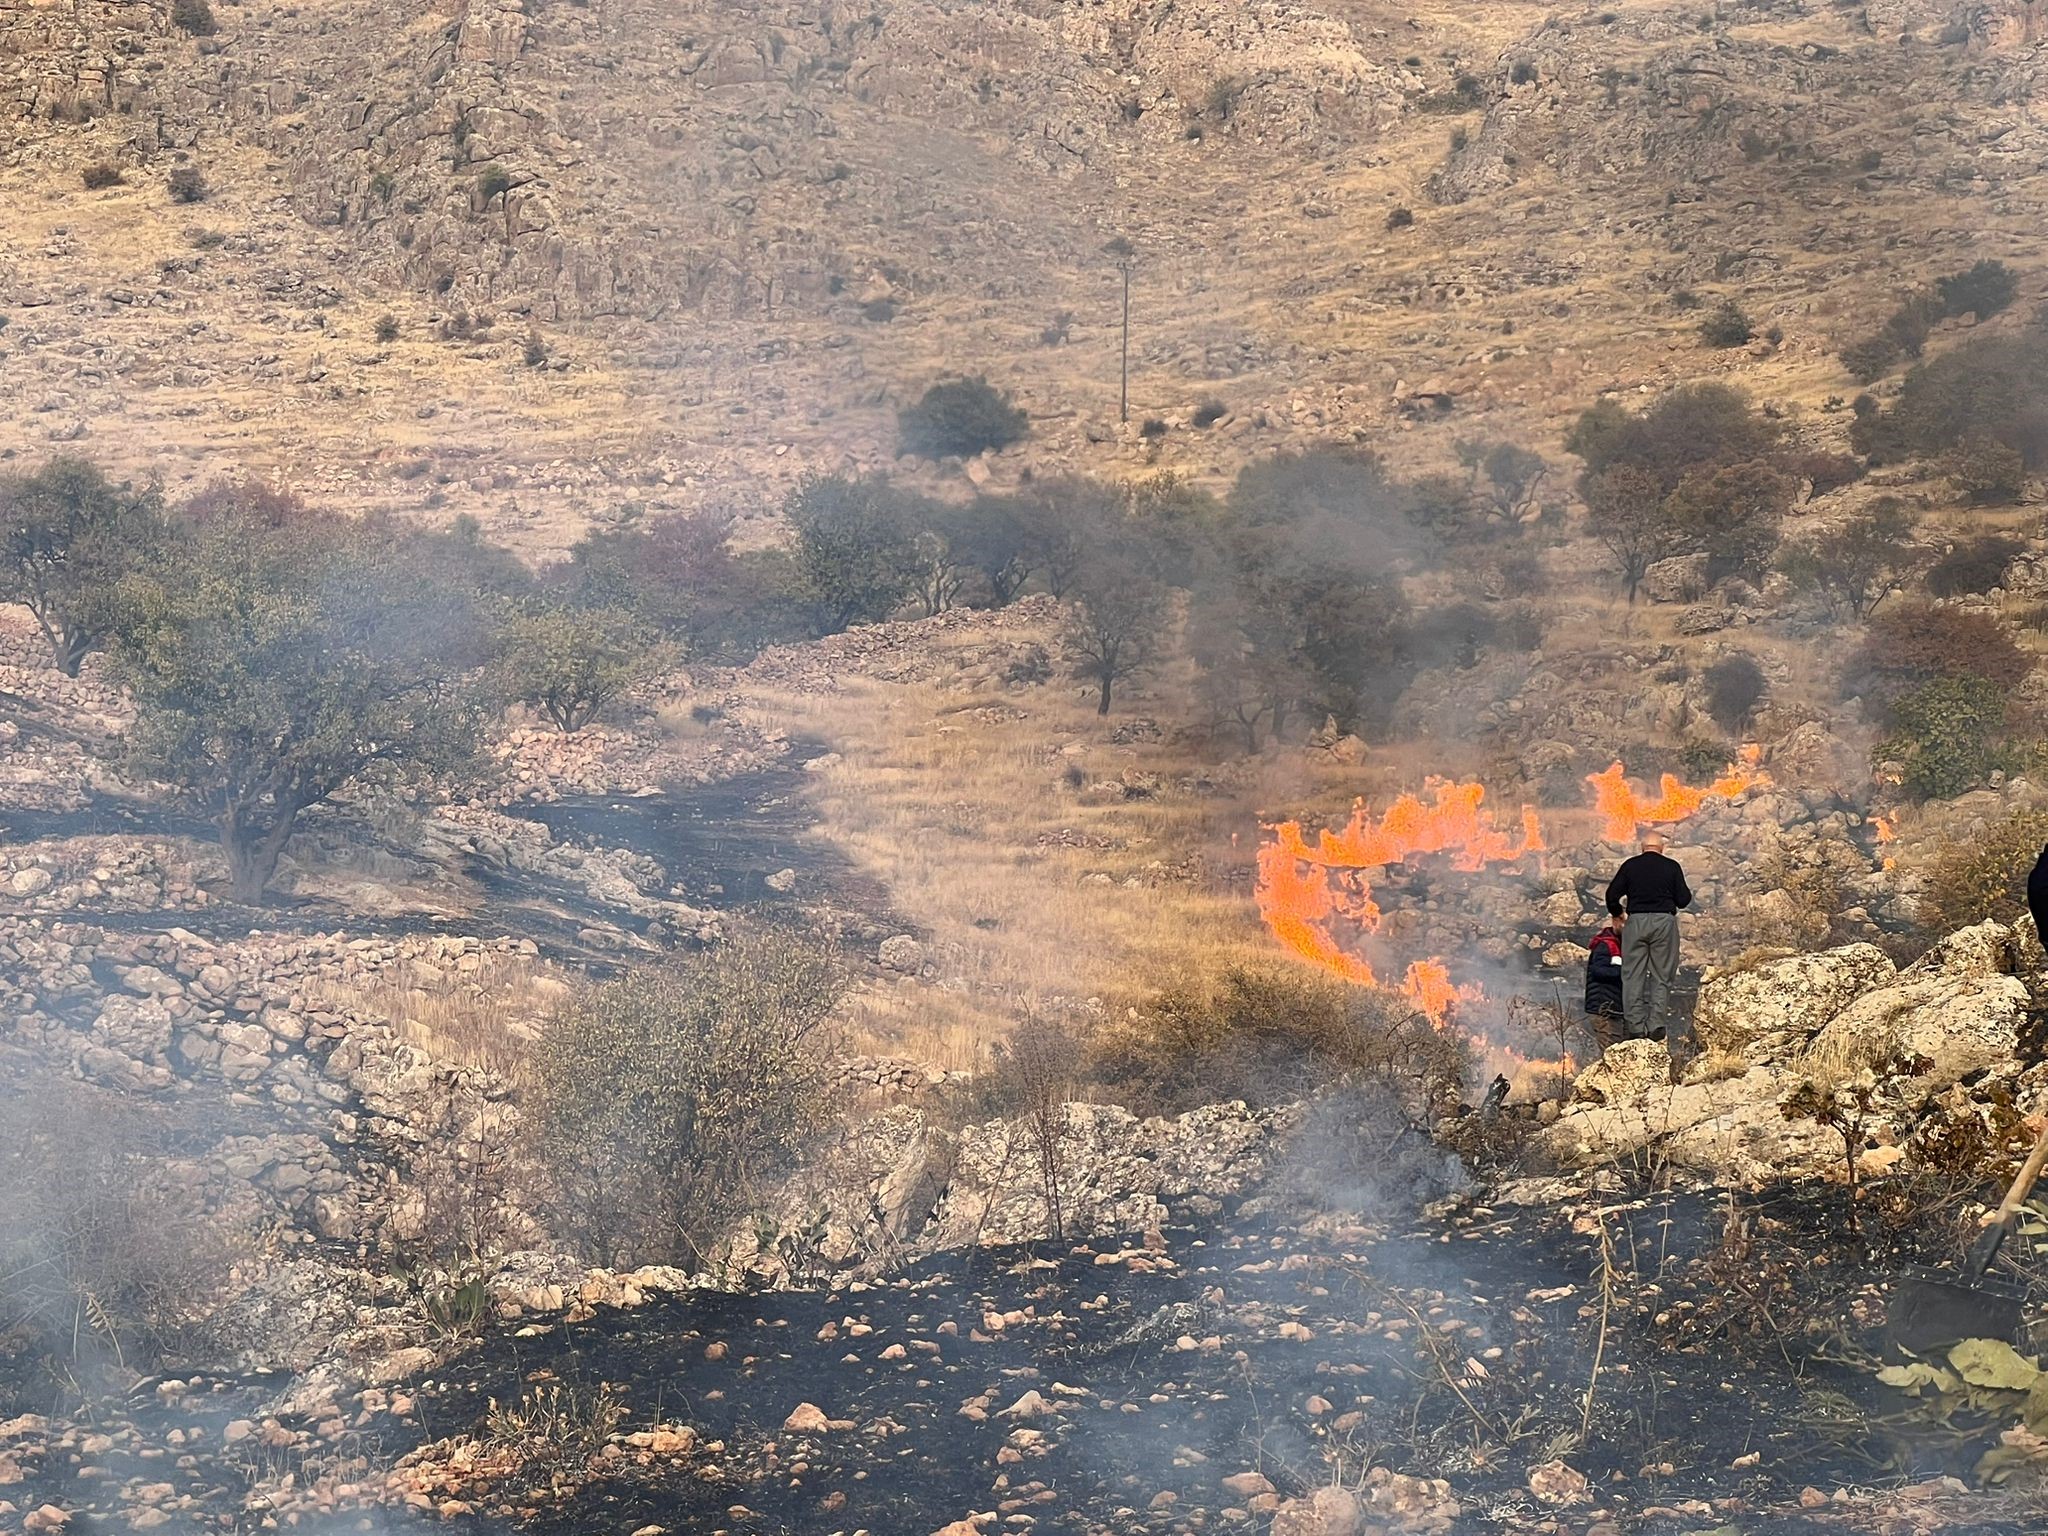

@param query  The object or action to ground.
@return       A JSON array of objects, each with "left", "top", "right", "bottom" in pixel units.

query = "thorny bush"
[
  {"left": 1915, "top": 810, "right": 2048, "bottom": 935},
  {"left": 525, "top": 929, "right": 844, "bottom": 1269},
  {"left": 1088, "top": 966, "right": 1467, "bottom": 1119},
  {"left": 0, "top": 1072, "right": 246, "bottom": 1382}
]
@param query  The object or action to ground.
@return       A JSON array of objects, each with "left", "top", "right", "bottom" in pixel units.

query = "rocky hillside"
[{"left": 2, "top": 0, "right": 2040, "bottom": 549}]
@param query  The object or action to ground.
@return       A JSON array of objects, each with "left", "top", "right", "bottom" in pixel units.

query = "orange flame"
[
  {"left": 1584, "top": 745, "right": 1767, "bottom": 842},
  {"left": 1873, "top": 812, "right": 1896, "bottom": 844},
  {"left": 1255, "top": 780, "right": 1545, "bottom": 1002}
]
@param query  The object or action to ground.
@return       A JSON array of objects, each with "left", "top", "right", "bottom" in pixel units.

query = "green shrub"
[
  {"left": 1851, "top": 330, "right": 2048, "bottom": 468},
  {"left": 1843, "top": 602, "right": 2032, "bottom": 720},
  {"left": 525, "top": 932, "right": 843, "bottom": 1267},
  {"left": 1698, "top": 300, "right": 1755, "bottom": 348},
  {"left": 476, "top": 164, "right": 513, "bottom": 201},
  {"left": 167, "top": 166, "right": 207, "bottom": 204},
  {"left": 1192, "top": 397, "right": 1228, "bottom": 428},
  {"left": 1924, "top": 535, "right": 2024, "bottom": 598},
  {"left": 1087, "top": 966, "right": 1466, "bottom": 1118},
  {"left": 897, "top": 376, "right": 1029, "bottom": 459},
  {"left": 1937, "top": 259, "right": 2017, "bottom": 320},
  {"left": 492, "top": 604, "right": 663, "bottom": 733},
  {"left": 1386, "top": 206, "right": 1415, "bottom": 229},
  {"left": 373, "top": 313, "right": 400, "bottom": 343},
  {"left": 171, "top": 0, "right": 217, "bottom": 35},
  {"left": 1704, "top": 652, "right": 1768, "bottom": 732},
  {"left": 1878, "top": 676, "right": 2015, "bottom": 801},
  {"left": 1942, "top": 432, "right": 2027, "bottom": 503},
  {"left": 81, "top": 162, "right": 124, "bottom": 190}
]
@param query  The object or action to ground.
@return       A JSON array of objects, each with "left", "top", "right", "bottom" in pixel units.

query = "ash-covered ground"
[{"left": 9, "top": 1179, "right": 2045, "bottom": 1535}]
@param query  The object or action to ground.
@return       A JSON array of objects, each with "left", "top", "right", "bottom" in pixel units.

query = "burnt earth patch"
[{"left": 372, "top": 1186, "right": 2035, "bottom": 1536}]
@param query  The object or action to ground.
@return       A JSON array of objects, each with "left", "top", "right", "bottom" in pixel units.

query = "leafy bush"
[
  {"left": 1385, "top": 206, "right": 1415, "bottom": 230},
  {"left": 1840, "top": 334, "right": 1900, "bottom": 383},
  {"left": 786, "top": 474, "right": 925, "bottom": 631},
  {"left": 1879, "top": 676, "right": 2015, "bottom": 801},
  {"left": 1192, "top": 397, "right": 1228, "bottom": 428},
  {"left": 1843, "top": 602, "right": 2033, "bottom": 720},
  {"left": 167, "top": 166, "right": 207, "bottom": 204},
  {"left": 1776, "top": 499, "right": 1918, "bottom": 619},
  {"left": 524, "top": 932, "right": 842, "bottom": 1267},
  {"left": 1918, "top": 809, "right": 2048, "bottom": 932},
  {"left": 1852, "top": 330, "right": 2048, "bottom": 469},
  {"left": 1778, "top": 449, "right": 1864, "bottom": 497},
  {"left": 476, "top": 164, "right": 513, "bottom": 202},
  {"left": 172, "top": 0, "right": 217, "bottom": 35},
  {"left": 0, "top": 456, "right": 168, "bottom": 675},
  {"left": 373, "top": 312, "right": 400, "bottom": 343},
  {"left": 897, "top": 377, "right": 1029, "bottom": 459},
  {"left": 1704, "top": 652, "right": 1768, "bottom": 732},
  {"left": 1942, "top": 432, "right": 2027, "bottom": 503},
  {"left": 0, "top": 1073, "right": 244, "bottom": 1377},
  {"left": 81, "top": 162, "right": 124, "bottom": 190},
  {"left": 1088, "top": 966, "right": 1466, "bottom": 1118},
  {"left": 1936, "top": 259, "right": 2017, "bottom": 320},
  {"left": 1665, "top": 458, "right": 1790, "bottom": 579},
  {"left": 1698, "top": 300, "right": 1755, "bottom": 348},
  {"left": 1925, "top": 535, "right": 2023, "bottom": 598},
  {"left": 493, "top": 604, "right": 662, "bottom": 733},
  {"left": 1566, "top": 382, "right": 1780, "bottom": 498}
]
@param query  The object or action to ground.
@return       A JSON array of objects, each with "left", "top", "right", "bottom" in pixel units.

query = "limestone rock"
[
  {"left": 1270, "top": 1486, "right": 1364, "bottom": 1536},
  {"left": 878, "top": 934, "right": 925, "bottom": 973},
  {"left": 1642, "top": 552, "right": 1710, "bottom": 604},
  {"left": 1694, "top": 944, "right": 1897, "bottom": 1059},
  {"left": 1571, "top": 1039, "right": 1671, "bottom": 1107},
  {"left": 1526, "top": 1458, "right": 1591, "bottom": 1506},
  {"left": 1800, "top": 969, "right": 2027, "bottom": 1090}
]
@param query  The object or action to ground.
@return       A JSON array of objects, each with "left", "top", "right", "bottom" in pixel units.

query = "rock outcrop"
[{"left": 1541, "top": 919, "right": 2046, "bottom": 1178}]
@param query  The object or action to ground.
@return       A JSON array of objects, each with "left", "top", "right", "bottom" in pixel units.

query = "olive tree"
[
  {"left": 494, "top": 604, "right": 666, "bottom": 733},
  {"left": 1062, "top": 534, "right": 1168, "bottom": 715},
  {"left": 110, "top": 492, "right": 488, "bottom": 903},
  {"left": 0, "top": 457, "right": 166, "bottom": 675}
]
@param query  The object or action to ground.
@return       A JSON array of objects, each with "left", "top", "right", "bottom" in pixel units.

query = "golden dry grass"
[
  {"left": 311, "top": 951, "right": 573, "bottom": 1082},
  {"left": 738, "top": 657, "right": 1293, "bottom": 1069}
]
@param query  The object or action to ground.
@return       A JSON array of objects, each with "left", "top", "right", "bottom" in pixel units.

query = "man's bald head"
[{"left": 1641, "top": 830, "right": 1669, "bottom": 853}]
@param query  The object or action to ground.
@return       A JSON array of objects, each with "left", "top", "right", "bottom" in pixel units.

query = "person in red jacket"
[{"left": 1584, "top": 918, "right": 1624, "bottom": 1027}]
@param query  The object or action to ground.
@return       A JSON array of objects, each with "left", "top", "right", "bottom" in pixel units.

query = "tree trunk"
[
  {"left": 52, "top": 628, "right": 89, "bottom": 678},
  {"left": 1096, "top": 667, "right": 1112, "bottom": 715},
  {"left": 223, "top": 811, "right": 301, "bottom": 905}
]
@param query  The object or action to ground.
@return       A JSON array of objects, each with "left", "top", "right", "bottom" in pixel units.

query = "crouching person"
[{"left": 1584, "top": 918, "right": 1624, "bottom": 1034}]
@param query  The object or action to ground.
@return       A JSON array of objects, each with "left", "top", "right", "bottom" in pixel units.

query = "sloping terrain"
[{"left": 2, "top": 0, "right": 2041, "bottom": 550}]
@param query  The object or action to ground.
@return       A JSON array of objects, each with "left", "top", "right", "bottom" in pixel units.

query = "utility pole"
[{"left": 1107, "top": 237, "right": 1134, "bottom": 424}]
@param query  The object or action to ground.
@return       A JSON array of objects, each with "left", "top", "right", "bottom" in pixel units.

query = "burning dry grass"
[{"left": 735, "top": 674, "right": 1278, "bottom": 1068}]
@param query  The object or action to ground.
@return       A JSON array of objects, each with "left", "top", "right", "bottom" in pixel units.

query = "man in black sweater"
[
  {"left": 1604, "top": 830, "right": 1693, "bottom": 1042},
  {"left": 2029, "top": 842, "right": 2048, "bottom": 954}
]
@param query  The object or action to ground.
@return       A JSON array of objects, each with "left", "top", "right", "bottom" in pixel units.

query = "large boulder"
[
  {"left": 1786, "top": 919, "right": 2029, "bottom": 1091},
  {"left": 1570, "top": 1039, "right": 1671, "bottom": 1107},
  {"left": 1642, "top": 552, "right": 1710, "bottom": 604},
  {"left": 1693, "top": 944, "right": 1897, "bottom": 1060},
  {"left": 1799, "top": 969, "right": 2027, "bottom": 1090}
]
